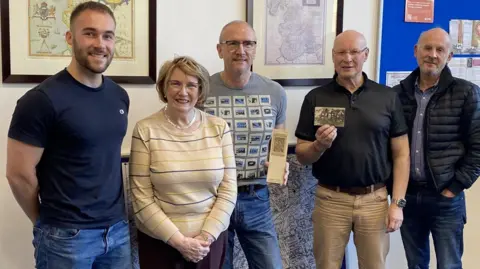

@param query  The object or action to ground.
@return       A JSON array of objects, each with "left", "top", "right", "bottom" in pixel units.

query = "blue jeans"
[
  {"left": 223, "top": 185, "right": 282, "bottom": 269},
  {"left": 33, "top": 219, "right": 132, "bottom": 269},
  {"left": 400, "top": 190, "right": 466, "bottom": 269}
]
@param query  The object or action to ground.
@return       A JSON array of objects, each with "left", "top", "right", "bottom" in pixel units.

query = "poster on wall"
[
  {"left": 0, "top": 0, "right": 157, "bottom": 84},
  {"left": 450, "top": 19, "right": 480, "bottom": 55},
  {"left": 246, "top": 0, "right": 344, "bottom": 87},
  {"left": 404, "top": 0, "right": 434, "bottom": 23}
]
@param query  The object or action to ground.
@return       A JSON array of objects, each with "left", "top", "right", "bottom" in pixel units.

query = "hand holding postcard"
[
  {"left": 314, "top": 107, "right": 345, "bottom": 127},
  {"left": 266, "top": 129, "right": 288, "bottom": 184}
]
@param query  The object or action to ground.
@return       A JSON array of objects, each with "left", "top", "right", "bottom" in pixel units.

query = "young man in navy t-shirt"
[{"left": 6, "top": 2, "right": 131, "bottom": 268}]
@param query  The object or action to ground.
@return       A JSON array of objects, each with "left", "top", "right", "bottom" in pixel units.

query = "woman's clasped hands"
[{"left": 168, "top": 231, "right": 214, "bottom": 263}]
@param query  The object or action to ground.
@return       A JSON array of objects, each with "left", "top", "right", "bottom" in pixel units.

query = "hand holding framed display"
[{"left": 266, "top": 129, "right": 289, "bottom": 184}]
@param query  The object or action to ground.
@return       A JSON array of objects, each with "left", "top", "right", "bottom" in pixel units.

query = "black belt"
[
  {"left": 319, "top": 183, "right": 385, "bottom": 195},
  {"left": 238, "top": 184, "right": 266, "bottom": 193}
]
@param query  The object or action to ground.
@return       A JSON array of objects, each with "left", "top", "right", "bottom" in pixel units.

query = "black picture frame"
[
  {"left": 0, "top": 0, "right": 157, "bottom": 84},
  {"left": 246, "top": 0, "right": 344, "bottom": 87}
]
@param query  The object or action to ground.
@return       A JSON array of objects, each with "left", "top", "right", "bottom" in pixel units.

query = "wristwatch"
[{"left": 392, "top": 198, "right": 407, "bottom": 208}]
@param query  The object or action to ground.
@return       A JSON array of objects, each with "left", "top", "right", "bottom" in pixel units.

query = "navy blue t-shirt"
[{"left": 8, "top": 69, "right": 129, "bottom": 229}]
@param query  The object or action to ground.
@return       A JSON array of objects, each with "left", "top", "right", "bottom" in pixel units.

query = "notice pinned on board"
[
  {"left": 449, "top": 57, "right": 480, "bottom": 87},
  {"left": 386, "top": 72, "right": 411, "bottom": 87},
  {"left": 450, "top": 19, "right": 480, "bottom": 55},
  {"left": 405, "top": 0, "right": 434, "bottom": 23},
  {"left": 449, "top": 58, "right": 468, "bottom": 79}
]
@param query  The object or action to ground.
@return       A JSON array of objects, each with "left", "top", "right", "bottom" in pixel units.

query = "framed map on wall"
[
  {"left": 247, "top": 0, "right": 344, "bottom": 87},
  {"left": 0, "top": 0, "right": 157, "bottom": 84},
  {"left": 29, "top": 0, "right": 134, "bottom": 59}
]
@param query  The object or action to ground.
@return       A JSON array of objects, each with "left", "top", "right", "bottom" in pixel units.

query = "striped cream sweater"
[{"left": 129, "top": 109, "right": 237, "bottom": 242}]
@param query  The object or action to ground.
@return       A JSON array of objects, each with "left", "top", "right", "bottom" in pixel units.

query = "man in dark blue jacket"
[{"left": 393, "top": 27, "right": 480, "bottom": 269}]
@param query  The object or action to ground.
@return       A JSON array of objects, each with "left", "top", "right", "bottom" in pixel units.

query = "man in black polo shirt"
[
  {"left": 295, "top": 30, "right": 410, "bottom": 269},
  {"left": 394, "top": 27, "right": 480, "bottom": 269}
]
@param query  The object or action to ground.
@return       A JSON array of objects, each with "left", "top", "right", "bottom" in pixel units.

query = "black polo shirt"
[{"left": 295, "top": 73, "right": 408, "bottom": 187}]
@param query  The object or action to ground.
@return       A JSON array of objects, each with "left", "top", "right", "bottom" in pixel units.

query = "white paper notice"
[
  {"left": 449, "top": 58, "right": 468, "bottom": 79},
  {"left": 467, "top": 58, "right": 480, "bottom": 87},
  {"left": 448, "top": 57, "right": 480, "bottom": 87},
  {"left": 386, "top": 72, "right": 411, "bottom": 87}
]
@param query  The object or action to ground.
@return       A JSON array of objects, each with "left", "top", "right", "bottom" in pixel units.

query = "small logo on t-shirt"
[{"left": 119, "top": 109, "right": 125, "bottom": 115}]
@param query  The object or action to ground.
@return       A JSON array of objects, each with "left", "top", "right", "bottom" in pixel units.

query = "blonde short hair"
[{"left": 156, "top": 56, "right": 210, "bottom": 107}]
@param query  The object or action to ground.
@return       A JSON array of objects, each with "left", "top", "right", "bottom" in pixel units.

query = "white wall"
[
  {"left": 0, "top": 1, "right": 242, "bottom": 268},
  {"left": 0, "top": 0, "right": 478, "bottom": 268}
]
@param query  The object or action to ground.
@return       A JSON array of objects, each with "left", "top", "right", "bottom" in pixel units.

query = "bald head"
[
  {"left": 333, "top": 30, "right": 367, "bottom": 51},
  {"left": 414, "top": 27, "right": 453, "bottom": 78},
  {"left": 216, "top": 20, "right": 257, "bottom": 76},
  {"left": 219, "top": 20, "right": 256, "bottom": 42},
  {"left": 332, "top": 30, "right": 369, "bottom": 81},
  {"left": 417, "top": 27, "right": 452, "bottom": 52}
]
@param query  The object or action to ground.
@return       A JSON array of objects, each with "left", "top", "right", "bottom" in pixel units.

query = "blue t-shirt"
[{"left": 8, "top": 69, "right": 129, "bottom": 229}]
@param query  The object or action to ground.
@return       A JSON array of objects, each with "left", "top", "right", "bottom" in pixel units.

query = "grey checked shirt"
[{"left": 411, "top": 78, "right": 438, "bottom": 182}]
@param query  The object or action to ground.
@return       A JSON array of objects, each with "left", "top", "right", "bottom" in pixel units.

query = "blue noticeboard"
[{"left": 377, "top": 0, "right": 480, "bottom": 85}]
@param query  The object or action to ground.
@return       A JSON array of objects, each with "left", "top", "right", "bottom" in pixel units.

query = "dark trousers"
[
  {"left": 400, "top": 188, "right": 466, "bottom": 269},
  {"left": 137, "top": 230, "right": 227, "bottom": 269}
]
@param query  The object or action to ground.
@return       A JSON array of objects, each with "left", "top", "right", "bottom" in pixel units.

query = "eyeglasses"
[
  {"left": 219, "top": 40, "right": 257, "bottom": 51},
  {"left": 168, "top": 80, "right": 199, "bottom": 90},
  {"left": 333, "top": 47, "right": 368, "bottom": 57}
]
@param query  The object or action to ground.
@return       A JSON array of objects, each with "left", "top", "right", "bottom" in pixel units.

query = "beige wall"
[{"left": 0, "top": 0, "right": 478, "bottom": 268}]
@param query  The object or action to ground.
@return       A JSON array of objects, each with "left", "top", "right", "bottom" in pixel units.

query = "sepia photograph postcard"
[{"left": 314, "top": 107, "right": 345, "bottom": 127}]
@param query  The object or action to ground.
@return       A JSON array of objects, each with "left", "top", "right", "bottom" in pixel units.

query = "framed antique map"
[
  {"left": 1, "top": 0, "right": 157, "bottom": 84},
  {"left": 247, "top": 0, "right": 344, "bottom": 86}
]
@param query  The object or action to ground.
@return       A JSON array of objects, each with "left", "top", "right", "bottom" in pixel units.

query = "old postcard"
[
  {"left": 267, "top": 129, "right": 288, "bottom": 184},
  {"left": 314, "top": 107, "right": 345, "bottom": 127}
]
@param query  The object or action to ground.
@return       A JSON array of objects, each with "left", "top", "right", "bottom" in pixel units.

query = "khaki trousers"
[{"left": 312, "top": 185, "right": 390, "bottom": 269}]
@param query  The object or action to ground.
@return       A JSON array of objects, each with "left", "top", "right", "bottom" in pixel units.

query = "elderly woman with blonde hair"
[{"left": 129, "top": 56, "right": 237, "bottom": 269}]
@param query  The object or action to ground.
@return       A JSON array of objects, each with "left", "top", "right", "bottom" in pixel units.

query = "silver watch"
[{"left": 392, "top": 198, "right": 407, "bottom": 208}]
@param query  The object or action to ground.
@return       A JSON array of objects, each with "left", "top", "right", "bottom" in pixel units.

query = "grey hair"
[{"left": 417, "top": 27, "right": 453, "bottom": 52}]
